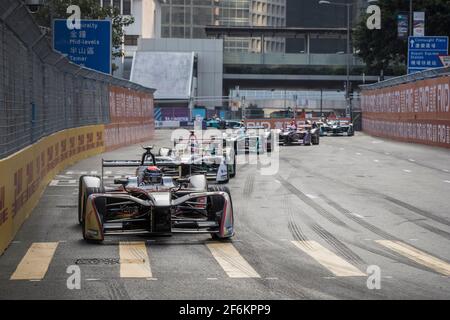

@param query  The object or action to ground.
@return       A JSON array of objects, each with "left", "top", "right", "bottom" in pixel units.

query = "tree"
[
  {"left": 353, "top": 0, "right": 450, "bottom": 74},
  {"left": 34, "top": 0, "right": 134, "bottom": 64}
]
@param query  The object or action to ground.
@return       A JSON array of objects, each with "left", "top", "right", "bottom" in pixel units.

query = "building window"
[
  {"left": 124, "top": 35, "right": 139, "bottom": 46},
  {"left": 123, "top": 0, "right": 131, "bottom": 15},
  {"left": 113, "top": 0, "right": 120, "bottom": 11}
]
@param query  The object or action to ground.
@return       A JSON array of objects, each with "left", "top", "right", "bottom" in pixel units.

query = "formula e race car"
[
  {"left": 278, "top": 125, "right": 320, "bottom": 146},
  {"left": 168, "top": 135, "right": 236, "bottom": 182},
  {"left": 78, "top": 146, "right": 234, "bottom": 242},
  {"left": 223, "top": 126, "right": 273, "bottom": 154},
  {"left": 321, "top": 120, "right": 354, "bottom": 136}
]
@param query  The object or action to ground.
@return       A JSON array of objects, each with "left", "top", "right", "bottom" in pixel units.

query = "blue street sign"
[
  {"left": 53, "top": 19, "right": 112, "bottom": 74},
  {"left": 407, "top": 36, "right": 448, "bottom": 74}
]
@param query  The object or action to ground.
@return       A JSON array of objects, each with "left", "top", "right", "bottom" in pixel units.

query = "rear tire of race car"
[
  {"left": 230, "top": 154, "right": 236, "bottom": 178},
  {"left": 312, "top": 135, "right": 320, "bottom": 145},
  {"left": 207, "top": 185, "right": 233, "bottom": 240}
]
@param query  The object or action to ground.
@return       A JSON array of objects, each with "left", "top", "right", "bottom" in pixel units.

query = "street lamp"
[{"left": 319, "top": 0, "right": 353, "bottom": 122}]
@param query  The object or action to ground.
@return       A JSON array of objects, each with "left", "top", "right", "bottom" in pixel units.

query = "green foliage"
[
  {"left": 34, "top": 0, "right": 134, "bottom": 58},
  {"left": 353, "top": 0, "right": 450, "bottom": 74}
]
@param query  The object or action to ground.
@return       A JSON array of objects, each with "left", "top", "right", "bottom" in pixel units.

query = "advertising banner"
[
  {"left": 361, "top": 74, "right": 450, "bottom": 149},
  {"left": 413, "top": 11, "right": 425, "bottom": 37},
  {"left": 105, "top": 86, "right": 154, "bottom": 150}
]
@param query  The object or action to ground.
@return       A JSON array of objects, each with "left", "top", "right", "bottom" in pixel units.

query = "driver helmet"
[{"left": 142, "top": 166, "right": 162, "bottom": 184}]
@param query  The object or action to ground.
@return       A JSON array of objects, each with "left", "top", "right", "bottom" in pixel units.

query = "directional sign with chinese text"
[
  {"left": 53, "top": 19, "right": 112, "bottom": 74},
  {"left": 408, "top": 36, "right": 448, "bottom": 74}
]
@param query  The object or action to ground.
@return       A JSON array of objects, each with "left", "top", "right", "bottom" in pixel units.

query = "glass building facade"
[{"left": 160, "top": 0, "right": 286, "bottom": 52}]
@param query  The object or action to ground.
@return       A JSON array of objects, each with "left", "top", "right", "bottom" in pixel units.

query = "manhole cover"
[{"left": 75, "top": 258, "right": 120, "bottom": 265}]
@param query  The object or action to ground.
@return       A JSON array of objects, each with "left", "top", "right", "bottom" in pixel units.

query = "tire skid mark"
[
  {"left": 415, "top": 221, "right": 450, "bottom": 240},
  {"left": 319, "top": 195, "right": 450, "bottom": 273},
  {"left": 352, "top": 242, "right": 442, "bottom": 274},
  {"left": 106, "top": 280, "right": 130, "bottom": 300},
  {"left": 320, "top": 194, "right": 396, "bottom": 240},
  {"left": 243, "top": 174, "right": 255, "bottom": 197},
  {"left": 309, "top": 223, "right": 364, "bottom": 265},
  {"left": 283, "top": 154, "right": 450, "bottom": 235},
  {"left": 283, "top": 196, "right": 312, "bottom": 249},
  {"left": 384, "top": 196, "right": 450, "bottom": 228},
  {"left": 277, "top": 174, "right": 354, "bottom": 231}
]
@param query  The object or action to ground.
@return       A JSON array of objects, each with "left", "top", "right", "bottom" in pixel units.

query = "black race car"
[
  {"left": 78, "top": 146, "right": 234, "bottom": 242},
  {"left": 278, "top": 125, "right": 320, "bottom": 146},
  {"left": 321, "top": 120, "right": 354, "bottom": 136}
]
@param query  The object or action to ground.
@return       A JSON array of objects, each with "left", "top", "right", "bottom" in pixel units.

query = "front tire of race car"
[
  {"left": 207, "top": 185, "right": 233, "bottom": 240},
  {"left": 78, "top": 175, "right": 103, "bottom": 225}
]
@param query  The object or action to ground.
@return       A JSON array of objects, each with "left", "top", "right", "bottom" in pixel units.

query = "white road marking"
[
  {"left": 356, "top": 153, "right": 362, "bottom": 156},
  {"left": 403, "top": 169, "right": 412, "bottom": 173},
  {"left": 90, "top": 171, "right": 98, "bottom": 175},
  {"left": 274, "top": 180, "right": 281, "bottom": 184},
  {"left": 444, "top": 180, "right": 450, "bottom": 184},
  {"left": 350, "top": 212, "right": 364, "bottom": 218},
  {"left": 306, "top": 194, "right": 318, "bottom": 199},
  {"left": 66, "top": 171, "right": 74, "bottom": 175},
  {"left": 443, "top": 169, "right": 449, "bottom": 173},
  {"left": 207, "top": 242, "right": 260, "bottom": 278},
  {"left": 373, "top": 159, "right": 379, "bottom": 163},
  {"left": 291, "top": 241, "right": 365, "bottom": 277},
  {"left": 105, "top": 171, "right": 112, "bottom": 175},
  {"left": 85, "top": 278, "right": 101, "bottom": 281},
  {"left": 11, "top": 242, "right": 59, "bottom": 280},
  {"left": 49, "top": 180, "right": 58, "bottom": 186},
  {"left": 265, "top": 277, "right": 279, "bottom": 280},
  {"left": 376, "top": 240, "right": 450, "bottom": 276},
  {"left": 385, "top": 152, "right": 391, "bottom": 155},
  {"left": 56, "top": 175, "right": 73, "bottom": 179},
  {"left": 79, "top": 171, "right": 88, "bottom": 175},
  {"left": 408, "top": 159, "right": 415, "bottom": 162},
  {"left": 119, "top": 241, "right": 152, "bottom": 278},
  {"left": 207, "top": 278, "right": 218, "bottom": 280}
]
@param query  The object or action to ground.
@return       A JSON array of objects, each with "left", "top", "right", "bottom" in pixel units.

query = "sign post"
[
  {"left": 407, "top": 36, "right": 448, "bottom": 74},
  {"left": 53, "top": 19, "right": 112, "bottom": 74}
]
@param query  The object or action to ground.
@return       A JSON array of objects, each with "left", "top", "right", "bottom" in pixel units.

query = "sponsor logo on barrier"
[
  {"left": 0, "top": 187, "right": 8, "bottom": 227},
  {"left": 13, "top": 168, "right": 23, "bottom": 218}
]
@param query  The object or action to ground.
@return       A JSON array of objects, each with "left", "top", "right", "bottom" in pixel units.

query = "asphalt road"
[{"left": 1, "top": 129, "right": 450, "bottom": 299}]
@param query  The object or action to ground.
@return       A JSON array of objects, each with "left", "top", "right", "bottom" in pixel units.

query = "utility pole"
[
  {"left": 409, "top": 0, "right": 413, "bottom": 36},
  {"left": 320, "top": 89, "right": 323, "bottom": 118}
]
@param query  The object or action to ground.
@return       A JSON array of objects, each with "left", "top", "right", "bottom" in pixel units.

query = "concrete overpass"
[{"left": 205, "top": 26, "right": 386, "bottom": 92}]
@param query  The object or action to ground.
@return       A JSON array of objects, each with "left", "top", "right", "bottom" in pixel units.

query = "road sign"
[
  {"left": 407, "top": 36, "right": 448, "bottom": 74},
  {"left": 53, "top": 19, "right": 112, "bottom": 74}
]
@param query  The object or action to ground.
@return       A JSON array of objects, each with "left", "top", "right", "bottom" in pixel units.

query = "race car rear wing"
[{"left": 101, "top": 159, "right": 219, "bottom": 187}]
